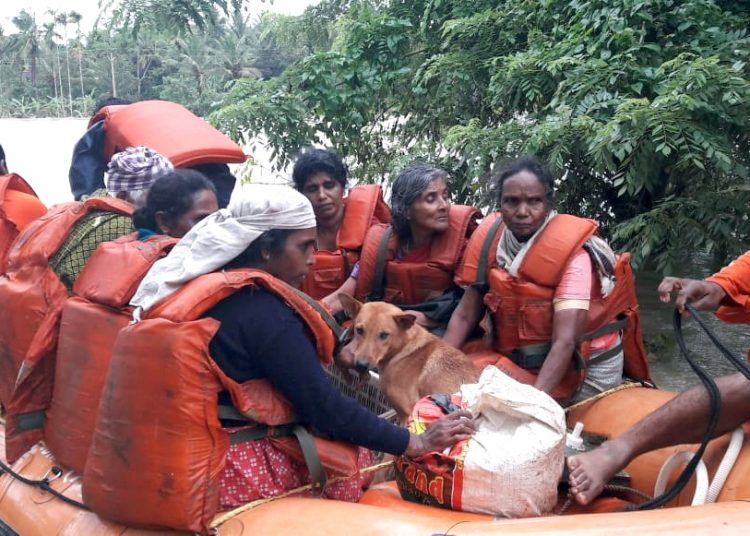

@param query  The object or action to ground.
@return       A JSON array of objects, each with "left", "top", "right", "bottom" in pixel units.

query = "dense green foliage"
[
  {"left": 214, "top": 0, "right": 750, "bottom": 272},
  {"left": 0, "top": 0, "right": 302, "bottom": 117}
]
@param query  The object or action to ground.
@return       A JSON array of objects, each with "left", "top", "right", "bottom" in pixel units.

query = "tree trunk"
[
  {"left": 78, "top": 47, "right": 85, "bottom": 101},
  {"left": 109, "top": 49, "right": 118, "bottom": 97},
  {"left": 65, "top": 40, "right": 73, "bottom": 115},
  {"left": 55, "top": 45, "right": 64, "bottom": 116}
]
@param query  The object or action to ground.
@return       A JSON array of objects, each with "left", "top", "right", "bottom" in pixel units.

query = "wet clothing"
[{"left": 204, "top": 287, "right": 409, "bottom": 455}]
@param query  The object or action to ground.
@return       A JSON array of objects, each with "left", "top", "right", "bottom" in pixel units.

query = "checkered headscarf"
[{"left": 106, "top": 146, "right": 174, "bottom": 195}]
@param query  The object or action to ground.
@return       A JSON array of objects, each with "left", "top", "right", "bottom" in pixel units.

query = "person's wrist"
[{"left": 405, "top": 433, "right": 424, "bottom": 457}]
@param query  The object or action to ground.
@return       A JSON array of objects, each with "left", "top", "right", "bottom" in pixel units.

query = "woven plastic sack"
[{"left": 395, "top": 366, "right": 566, "bottom": 517}]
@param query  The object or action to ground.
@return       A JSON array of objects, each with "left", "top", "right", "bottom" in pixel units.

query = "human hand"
[
  {"left": 404, "top": 410, "right": 475, "bottom": 457},
  {"left": 658, "top": 276, "right": 726, "bottom": 313}
]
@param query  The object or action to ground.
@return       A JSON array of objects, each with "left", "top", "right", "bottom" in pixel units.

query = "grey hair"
[{"left": 391, "top": 163, "right": 448, "bottom": 242}]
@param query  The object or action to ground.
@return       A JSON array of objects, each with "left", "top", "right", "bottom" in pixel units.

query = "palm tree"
[
  {"left": 10, "top": 10, "right": 41, "bottom": 89},
  {"left": 54, "top": 11, "right": 74, "bottom": 115},
  {"left": 45, "top": 10, "right": 65, "bottom": 115},
  {"left": 68, "top": 11, "right": 86, "bottom": 102},
  {"left": 41, "top": 20, "right": 62, "bottom": 116}
]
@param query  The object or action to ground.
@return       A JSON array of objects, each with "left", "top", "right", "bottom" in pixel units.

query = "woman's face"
[
  {"left": 408, "top": 177, "right": 451, "bottom": 236},
  {"left": 164, "top": 189, "right": 219, "bottom": 238},
  {"left": 264, "top": 227, "right": 318, "bottom": 288},
  {"left": 302, "top": 172, "right": 345, "bottom": 224},
  {"left": 499, "top": 171, "right": 551, "bottom": 241}
]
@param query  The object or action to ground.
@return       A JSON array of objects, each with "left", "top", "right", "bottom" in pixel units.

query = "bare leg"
[{"left": 568, "top": 373, "right": 750, "bottom": 505}]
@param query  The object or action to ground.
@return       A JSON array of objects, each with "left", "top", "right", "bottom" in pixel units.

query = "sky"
[{"left": 0, "top": 0, "right": 321, "bottom": 34}]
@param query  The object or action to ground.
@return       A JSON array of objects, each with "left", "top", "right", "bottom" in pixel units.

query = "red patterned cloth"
[{"left": 218, "top": 437, "right": 374, "bottom": 510}]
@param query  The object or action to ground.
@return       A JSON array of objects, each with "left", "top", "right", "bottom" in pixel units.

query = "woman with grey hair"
[{"left": 322, "top": 163, "right": 480, "bottom": 331}]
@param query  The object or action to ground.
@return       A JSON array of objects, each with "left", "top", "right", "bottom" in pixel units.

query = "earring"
[{"left": 262, "top": 254, "right": 270, "bottom": 261}]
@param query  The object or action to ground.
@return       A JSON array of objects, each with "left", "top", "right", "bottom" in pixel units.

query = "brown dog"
[{"left": 338, "top": 294, "right": 479, "bottom": 421}]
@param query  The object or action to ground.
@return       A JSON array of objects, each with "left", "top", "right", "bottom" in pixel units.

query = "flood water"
[{"left": 1, "top": 117, "right": 746, "bottom": 392}]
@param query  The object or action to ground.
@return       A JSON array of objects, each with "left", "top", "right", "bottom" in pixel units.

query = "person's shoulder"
[{"left": 210, "top": 285, "right": 297, "bottom": 321}]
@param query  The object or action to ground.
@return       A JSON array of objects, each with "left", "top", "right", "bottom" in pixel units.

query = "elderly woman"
[
  {"left": 323, "top": 163, "right": 479, "bottom": 330},
  {"left": 130, "top": 185, "right": 474, "bottom": 509},
  {"left": 292, "top": 147, "right": 390, "bottom": 300},
  {"left": 444, "top": 156, "right": 645, "bottom": 402},
  {"left": 132, "top": 168, "right": 218, "bottom": 239}
]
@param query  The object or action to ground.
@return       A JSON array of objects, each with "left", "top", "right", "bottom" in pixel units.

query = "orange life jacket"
[
  {"left": 0, "top": 173, "right": 46, "bottom": 271},
  {"left": 0, "top": 197, "right": 134, "bottom": 463},
  {"left": 355, "top": 205, "right": 481, "bottom": 304},
  {"left": 94, "top": 100, "right": 247, "bottom": 168},
  {"left": 457, "top": 213, "right": 650, "bottom": 400},
  {"left": 82, "top": 269, "right": 358, "bottom": 533},
  {"left": 302, "top": 184, "right": 391, "bottom": 300},
  {"left": 44, "top": 233, "right": 178, "bottom": 475}
]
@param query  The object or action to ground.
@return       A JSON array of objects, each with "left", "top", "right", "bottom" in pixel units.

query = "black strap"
[
  {"left": 367, "top": 226, "right": 393, "bottom": 302},
  {"left": 15, "top": 410, "right": 45, "bottom": 431},
  {"left": 586, "top": 343, "right": 624, "bottom": 367},
  {"left": 475, "top": 216, "right": 504, "bottom": 289},
  {"left": 228, "top": 423, "right": 299, "bottom": 444},
  {"left": 582, "top": 317, "right": 627, "bottom": 341},
  {"left": 509, "top": 337, "right": 623, "bottom": 370},
  {"left": 292, "top": 424, "right": 327, "bottom": 495},
  {"left": 286, "top": 283, "right": 350, "bottom": 348}
]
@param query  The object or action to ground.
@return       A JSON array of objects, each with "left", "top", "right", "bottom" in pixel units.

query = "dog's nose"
[{"left": 354, "top": 359, "right": 370, "bottom": 373}]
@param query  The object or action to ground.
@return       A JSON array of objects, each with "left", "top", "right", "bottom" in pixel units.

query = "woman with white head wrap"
[{"left": 130, "top": 184, "right": 474, "bottom": 509}]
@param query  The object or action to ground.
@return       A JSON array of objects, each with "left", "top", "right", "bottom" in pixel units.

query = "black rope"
[
  {"left": 631, "top": 307, "right": 722, "bottom": 510},
  {"left": 0, "top": 459, "right": 90, "bottom": 511},
  {"left": 683, "top": 303, "right": 750, "bottom": 381}
]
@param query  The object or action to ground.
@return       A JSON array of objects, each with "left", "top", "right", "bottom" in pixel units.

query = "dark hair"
[
  {"left": 225, "top": 229, "right": 293, "bottom": 269},
  {"left": 391, "top": 163, "right": 448, "bottom": 242},
  {"left": 291, "top": 147, "right": 347, "bottom": 192},
  {"left": 92, "top": 96, "right": 132, "bottom": 116},
  {"left": 493, "top": 155, "right": 556, "bottom": 208},
  {"left": 132, "top": 169, "right": 216, "bottom": 232}
]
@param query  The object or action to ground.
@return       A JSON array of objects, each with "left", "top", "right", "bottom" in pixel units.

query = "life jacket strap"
[
  {"left": 15, "top": 410, "right": 46, "bottom": 431},
  {"left": 222, "top": 407, "right": 328, "bottom": 495},
  {"left": 367, "top": 226, "right": 393, "bottom": 302},
  {"left": 475, "top": 216, "right": 504, "bottom": 290}
]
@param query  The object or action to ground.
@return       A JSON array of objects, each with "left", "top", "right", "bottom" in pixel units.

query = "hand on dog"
[{"left": 404, "top": 410, "right": 475, "bottom": 458}]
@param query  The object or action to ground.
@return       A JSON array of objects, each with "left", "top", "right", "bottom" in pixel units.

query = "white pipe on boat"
[
  {"left": 706, "top": 427, "right": 744, "bottom": 503},
  {"left": 654, "top": 451, "right": 709, "bottom": 506},
  {"left": 653, "top": 427, "right": 744, "bottom": 506}
]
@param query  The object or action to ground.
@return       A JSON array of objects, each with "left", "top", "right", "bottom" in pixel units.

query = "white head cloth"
[{"left": 130, "top": 184, "right": 316, "bottom": 313}]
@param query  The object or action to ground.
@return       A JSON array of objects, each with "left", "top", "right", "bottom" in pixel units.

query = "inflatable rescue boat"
[{"left": 1, "top": 386, "right": 749, "bottom": 535}]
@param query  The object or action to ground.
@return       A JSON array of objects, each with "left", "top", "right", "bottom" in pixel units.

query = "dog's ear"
[
  {"left": 339, "top": 293, "right": 363, "bottom": 319},
  {"left": 393, "top": 313, "right": 417, "bottom": 331}
]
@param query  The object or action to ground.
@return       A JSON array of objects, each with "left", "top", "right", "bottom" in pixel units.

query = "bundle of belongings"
[{"left": 395, "top": 366, "right": 566, "bottom": 517}]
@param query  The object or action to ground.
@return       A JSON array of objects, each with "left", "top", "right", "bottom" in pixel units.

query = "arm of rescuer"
[
  {"left": 658, "top": 250, "right": 750, "bottom": 321},
  {"left": 321, "top": 275, "right": 357, "bottom": 316},
  {"left": 533, "top": 250, "right": 591, "bottom": 396}
]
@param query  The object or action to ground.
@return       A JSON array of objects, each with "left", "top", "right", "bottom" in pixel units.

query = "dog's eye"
[
  {"left": 355, "top": 326, "right": 364, "bottom": 336},
  {"left": 378, "top": 331, "right": 389, "bottom": 341}
]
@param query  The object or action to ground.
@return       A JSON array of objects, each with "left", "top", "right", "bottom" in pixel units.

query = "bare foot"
[{"left": 567, "top": 440, "right": 630, "bottom": 505}]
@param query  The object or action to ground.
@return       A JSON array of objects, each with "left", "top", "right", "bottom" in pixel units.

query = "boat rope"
[
  {"left": 209, "top": 460, "right": 394, "bottom": 528},
  {"left": 0, "top": 457, "right": 90, "bottom": 511},
  {"left": 631, "top": 306, "right": 722, "bottom": 510},
  {"left": 564, "top": 380, "right": 644, "bottom": 414}
]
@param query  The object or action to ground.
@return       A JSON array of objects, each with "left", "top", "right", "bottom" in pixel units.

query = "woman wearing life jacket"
[
  {"left": 444, "top": 155, "right": 631, "bottom": 402},
  {"left": 132, "top": 168, "right": 219, "bottom": 239},
  {"left": 293, "top": 147, "right": 390, "bottom": 300},
  {"left": 127, "top": 185, "right": 474, "bottom": 510},
  {"left": 323, "top": 163, "right": 480, "bottom": 331}
]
